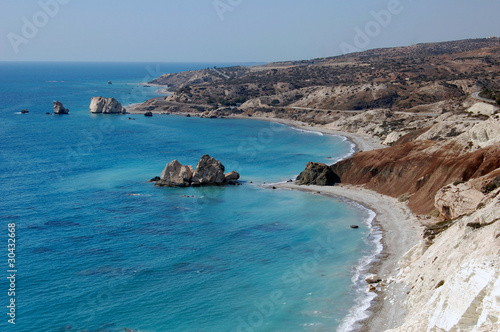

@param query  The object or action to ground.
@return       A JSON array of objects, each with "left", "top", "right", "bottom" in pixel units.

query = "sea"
[{"left": 0, "top": 62, "right": 381, "bottom": 332}]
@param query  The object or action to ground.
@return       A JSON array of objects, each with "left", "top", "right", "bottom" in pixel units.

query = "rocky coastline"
[{"left": 123, "top": 38, "right": 500, "bottom": 331}]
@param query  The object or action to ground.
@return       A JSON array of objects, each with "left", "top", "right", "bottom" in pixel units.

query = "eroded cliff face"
[
  {"left": 329, "top": 141, "right": 500, "bottom": 215},
  {"left": 388, "top": 191, "right": 500, "bottom": 332}
]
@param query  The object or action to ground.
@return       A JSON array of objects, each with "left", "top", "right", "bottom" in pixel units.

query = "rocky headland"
[
  {"left": 151, "top": 155, "right": 240, "bottom": 187},
  {"left": 89, "top": 96, "right": 126, "bottom": 114},
  {"left": 129, "top": 38, "right": 500, "bottom": 331}
]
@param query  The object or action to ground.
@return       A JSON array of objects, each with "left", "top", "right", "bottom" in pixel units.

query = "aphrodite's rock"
[
  {"left": 191, "top": 155, "right": 226, "bottom": 186},
  {"left": 156, "top": 160, "right": 193, "bottom": 187},
  {"left": 53, "top": 101, "right": 69, "bottom": 114},
  {"left": 153, "top": 155, "right": 239, "bottom": 187},
  {"left": 296, "top": 162, "right": 340, "bottom": 186},
  {"left": 89, "top": 97, "right": 126, "bottom": 114}
]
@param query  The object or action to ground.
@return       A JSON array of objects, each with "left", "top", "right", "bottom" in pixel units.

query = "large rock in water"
[
  {"left": 191, "top": 155, "right": 226, "bottom": 186},
  {"left": 89, "top": 97, "right": 126, "bottom": 114},
  {"left": 53, "top": 101, "right": 69, "bottom": 114},
  {"left": 296, "top": 162, "right": 340, "bottom": 186},
  {"left": 154, "top": 155, "right": 239, "bottom": 187},
  {"left": 156, "top": 160, "right": 194, "bottom": 187}
]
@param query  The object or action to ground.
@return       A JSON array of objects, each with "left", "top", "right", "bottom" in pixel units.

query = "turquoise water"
[{"left": 0, "top": 63, "right": 377, "bottom": 331}]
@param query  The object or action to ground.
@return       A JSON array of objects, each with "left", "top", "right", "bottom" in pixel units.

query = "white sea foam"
[
  {"left": 337, "top": 204, "right": 384, "bottom": 332},
  {"left": 289, "top": 126, "right": 324, "bottom": 136}
]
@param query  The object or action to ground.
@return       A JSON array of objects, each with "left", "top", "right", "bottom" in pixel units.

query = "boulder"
[
  {"left": 435, "top": 182, "right": 485, "bottom": 220},
  {"left": 191, "top": 155, "right": 226, "bottom": 186},
  {"left": 144, "top": 112, "right": 153, "bottom": 117},
  {"left": 224, "top": 171, "right": 240, "bottom": 183},
  {"left": 156, "top": 160, "right": 193, "bottom": 187},
  {"left": 53, "top": 101, "right": 69, "bottom": 114},
  {"left": 296, "top": 162, "right": 340, "bottom": 186},
  {"left": 89, "top": 97, "right": 126, "bottom": 114},
  {"left": 365, "top": 274, "right": 381, "bottom": 284}
]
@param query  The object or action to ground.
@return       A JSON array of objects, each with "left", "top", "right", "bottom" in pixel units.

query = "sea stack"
[
  {"left": 53, "top": 101, "right": 69, "bottom": 114},
  {"left": 89, "top": 97, "right": 126, "bottom": 114},
  {"left": 153, "top": 155, "right": 240, "bottom": 187}
]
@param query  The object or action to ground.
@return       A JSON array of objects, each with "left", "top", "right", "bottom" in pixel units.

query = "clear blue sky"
[{"left": 0, "top": 0, "right": 498, "bottom": 62}]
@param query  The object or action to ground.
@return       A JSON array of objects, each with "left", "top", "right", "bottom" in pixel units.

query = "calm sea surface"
[{"left": 0, "top": 62, "right": 378, "bottom": 332}]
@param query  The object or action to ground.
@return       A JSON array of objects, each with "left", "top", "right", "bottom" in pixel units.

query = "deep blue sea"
[{"left": 0, "top": 62, "right": 380, "bottom": 332}]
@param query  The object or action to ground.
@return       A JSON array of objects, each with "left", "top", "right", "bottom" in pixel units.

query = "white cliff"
[{"left": 388, "top": 190, "right": 500, "bottom": 332}]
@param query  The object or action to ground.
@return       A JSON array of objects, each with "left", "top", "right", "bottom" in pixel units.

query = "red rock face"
[{"left": 331, "top": 141, "right": 500, "bottom": 215}]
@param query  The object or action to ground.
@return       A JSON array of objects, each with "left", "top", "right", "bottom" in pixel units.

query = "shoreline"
[
  {"left": 273, "top": 183, "right": 422, "bottom": 331},
  {"left": 127, "top": 105, "right": 420, "bottom": 330},
  {"left": 241, "top": 116, "right": 421, "bottom": 330}
]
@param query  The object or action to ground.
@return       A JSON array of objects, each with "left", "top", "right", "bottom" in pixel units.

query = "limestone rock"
[
  {"left": 156, "top": 160, "right": 193, "bottom": 187},
  {"left": 296, "top": 162, "right": 340, "bottom": 186},
  {"left": 191, "top": 155, "right": 226, "bottom": 186},
  {"left": 89, "top": 97, "right": 126, "bottom": 114},
  {"left": 387, "top": 195, "right": 500, "bottom": 332},
  {"left": 466, "top": 102, "right": 498, "bottom": 116},
  {"left": 53, "top": 101, "right": 69, "bottom": 114},
  {"left": 467, "top": 116, "right": 500, "bottom": 150},
  {"left": 435, "top": 183, "right": 485, "bottom": 220}
]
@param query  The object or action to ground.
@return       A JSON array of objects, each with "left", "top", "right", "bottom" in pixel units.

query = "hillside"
[{"left": 145, "top": 38, "right": 500, "bottom": 113}]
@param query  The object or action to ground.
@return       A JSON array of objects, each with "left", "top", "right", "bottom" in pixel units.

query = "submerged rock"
[
  {"left": 153, "top": 155, "right": 240, "bottom": 187},
  {"left": 296, "top": 162, "right": 340, "bottom": 186},
  {"left": 89, "top": 97, "right": 126, "bottom": 114},
  {"left": 53, "top": 101, "right": 69, "bottom": 114}
]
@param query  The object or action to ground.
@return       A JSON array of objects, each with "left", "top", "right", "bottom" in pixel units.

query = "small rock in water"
[
  {"left": 21, "top": 109, "right": 29, "bottom": 114},
  {"left": 350, "top": 225, "right": 359, "bottom": 229},
  {"left": 144, "top": 111, "right": 153, "bottom": 117},
  {"left": 148, "top": 176, "right": 161, "bottom": 182}
]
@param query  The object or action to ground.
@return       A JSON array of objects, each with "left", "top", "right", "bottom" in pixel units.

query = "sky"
[{"left": 0, "top": 0, "right": 499, "bottom": 63}]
